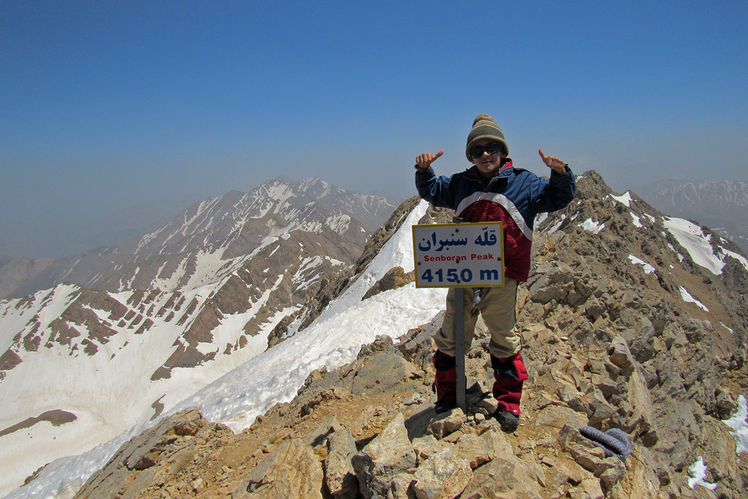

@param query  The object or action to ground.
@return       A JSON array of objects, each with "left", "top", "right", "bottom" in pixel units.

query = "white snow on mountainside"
[
  {"left": 635, "top": 179, "right": 748, "bottom": 256},
  {"left": 576, "top": 191, "right": 748, "bottom": 278},
  {"left": 662, "top": 217, "right": 748, "bottom": 275}
]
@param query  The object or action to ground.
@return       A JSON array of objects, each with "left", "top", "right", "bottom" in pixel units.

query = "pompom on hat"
[{"left": 465, "top": 114, "right": 509, "bottom": 161}]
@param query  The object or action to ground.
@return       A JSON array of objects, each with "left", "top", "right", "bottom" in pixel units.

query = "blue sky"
[{"left": 1, "top": 1, "right": 747, "bottom": 258}]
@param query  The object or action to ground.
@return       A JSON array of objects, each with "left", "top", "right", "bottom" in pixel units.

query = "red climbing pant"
[{"left": 491, "top": 351, "right": 528, "bottom": 415}]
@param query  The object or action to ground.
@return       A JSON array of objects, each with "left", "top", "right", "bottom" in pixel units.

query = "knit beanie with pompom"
[{"left": 465, "top": 114, "right": 509, "bottom": 161}]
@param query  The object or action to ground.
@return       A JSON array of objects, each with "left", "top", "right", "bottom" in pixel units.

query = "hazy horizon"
[
  {"left": 2, "top": 1, "right": 746, "bottom": 259},
  {"left": 1, "top": 171, "right": 742, "bottom": 261}
]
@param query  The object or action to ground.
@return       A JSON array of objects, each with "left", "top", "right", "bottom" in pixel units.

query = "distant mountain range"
[
  {"left": 634, "top": 179, "right": 748, "bottom": 255},
  {"left": 0, "top": 177, "right": 397, "bottom": 301}
]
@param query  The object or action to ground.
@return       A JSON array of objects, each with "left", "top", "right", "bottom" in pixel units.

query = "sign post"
[
  {"left": 412, "top": 222, "right": 504, "bottom": 412},
  {"left": 454, "top": 287, "right": 465, "bottom": 411}
]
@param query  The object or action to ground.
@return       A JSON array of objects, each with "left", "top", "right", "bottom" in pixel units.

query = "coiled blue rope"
[{"left": 579, "top": 426, "right": 631, "bottom": 460}]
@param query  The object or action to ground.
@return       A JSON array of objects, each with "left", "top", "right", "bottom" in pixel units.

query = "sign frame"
[{"left": 412, "top": 222, "right": 505, "bottom": 289}]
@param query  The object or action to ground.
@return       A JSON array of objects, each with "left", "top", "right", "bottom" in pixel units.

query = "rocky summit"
[{"left": 54, "top": 170, "right": 748, "bottom": 498}]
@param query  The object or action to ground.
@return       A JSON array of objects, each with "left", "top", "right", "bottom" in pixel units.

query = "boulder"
[
  {"left": 232, "top": 440, "right": 324, "bottom": 498},
  {"left": 352, "top": 413, "right": 417, "bottom": 499},
  {"left": 412, "top": 448, "right": 473, "bottom": 499},
  {"left": 325, "top": 427, "right": 360, "bottom": 499}
]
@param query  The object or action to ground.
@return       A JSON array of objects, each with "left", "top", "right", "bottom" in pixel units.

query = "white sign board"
[{"left": 412, "top": 222, "right": 504, "bottom": 288}]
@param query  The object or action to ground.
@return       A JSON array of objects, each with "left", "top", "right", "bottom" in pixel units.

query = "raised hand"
[
  {"left": 415, "top": 150, "right": 444, "bottom": 170},
  {"left": 538, "top": 148, "right": 567, "bottom": 174}
]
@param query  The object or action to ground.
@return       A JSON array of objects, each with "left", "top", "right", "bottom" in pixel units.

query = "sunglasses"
[{"left": 468, "top": 142, "right": 505, "bottom": 159}]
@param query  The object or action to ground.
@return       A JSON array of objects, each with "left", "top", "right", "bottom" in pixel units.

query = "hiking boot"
[
  {"left": 434, "top": 400, "right": 457, "bottom": 414},
  {"left": 496, "top": 411, "right": 520, "bottom": 433}
]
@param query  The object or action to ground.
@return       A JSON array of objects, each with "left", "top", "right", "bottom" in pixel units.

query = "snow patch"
[
  {"left": 628, "top": 255, "right": 656, "bottom": 274},
  {"left": 610, "top": 191, "right": 632, "bottom": 207},
  {"left": 678, "top": 286, "right": 709, "bottom": 312},
  {"left": 579, "top": 218, "right": 604, "bottom": 234},
  {"left": 723, "top": 395, "right": 748, "bottom": 453},
  {"left": 326, "top": 214, "right": 351, "bottom": 235},
  {"left": 687, "top": 457, "right": 717, "bottom": 490},
  {"left": 662, "top": 217, "right": 748, "bottom": 275}
]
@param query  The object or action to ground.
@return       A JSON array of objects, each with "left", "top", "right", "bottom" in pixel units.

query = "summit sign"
[{"left": 412, "top": 222, "right": 505, "bottom": 288}]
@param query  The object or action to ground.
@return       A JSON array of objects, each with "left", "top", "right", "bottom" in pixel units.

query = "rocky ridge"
[{"left": 64, "top": 171, "right": 748, "bottom": 498}]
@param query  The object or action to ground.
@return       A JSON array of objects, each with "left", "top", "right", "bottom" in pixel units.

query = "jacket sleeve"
[
  {"left": 415, "top": 167, "right": 458, "bottom": 210},
  {"left": 532, "top": 167, "right": 576, "bottom": 213}
]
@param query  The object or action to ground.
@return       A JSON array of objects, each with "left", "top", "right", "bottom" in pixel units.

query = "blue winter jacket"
[{"left": 415, "top": 159, "right": 576, "bottom": 282}]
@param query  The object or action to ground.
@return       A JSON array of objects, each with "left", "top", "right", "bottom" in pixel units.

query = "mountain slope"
[
  {"left": 635, "top": 178, "right": 748, "bottom": 255},
  {"left": 0, "top": 178, "right": 395, "bottom": 497}
]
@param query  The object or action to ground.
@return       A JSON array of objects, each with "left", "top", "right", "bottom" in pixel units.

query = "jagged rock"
[
  {"left": 389, "top": 472, "right": 417, "bottom": 499},
  {"left": 411, "top": 447, "right": 473, "bottom": 499},
  {"left": 426, "top": 408, "right": 465, "bottom": 440},
  {"left": 412, "top": 435, "right": 452, "bottom": 465},
  {"left": 362, "top": 266, "right": 415, "bottom": 301},
  {"left": 608, "top": 336, "right": 636, "bottom": 377},
  {"left": 352, "top": 413, "right": 417, "bottom": 499},
  {"left": 558, "top": 382, "right": 586, "bottom": 412},
  {"left": 75, "top": 408, "right": 227, "bottom": 499},
  {"left": 572, "top": 479, "right": 605, "bottom": 499},
  {"left": 584, "top": 389, "right": 619, "bottom": 427},
  {"left": 325, "top": 426, "right": 360, "bottom": 499},
  {"left": 470, "top": 395, "right": 499, "bottom": 417},
  {"left": 595, "top": 457, "right": 627, "bottom": 491},
  {"left": 397, "top": 312, "right": 443, "bottom": 372},
  {"left": 459, "top": 454, "right": 544, "bottom": 498},
  {"left": 606, "top": 448, "right": 670, "bottom": 498},
  {"left": 232, "top": 439, "right": 324, "bottom": 498},
  {"left": 534, "top": 404, "right": 588, "bottom": 430},
  {"left": 349, "top": 352, "right": 421, "bottom": 397},
  {"left": 615, "top": 369, "right": 656, "bottom": 438},
  {"left": 568, "top": 443, "right": 607, "bottom": 474},
  {"left": 304, "top": 416, "right": 338, "bottom": 444},
  {"left": 715, "top": 386, "right": 738, "bottom": 419},
  {"left": 558, "top": 424, "right": 605, "bottom": 469},
  {"left": 453, "top": 431, "right": 507, "bottom": 470}
]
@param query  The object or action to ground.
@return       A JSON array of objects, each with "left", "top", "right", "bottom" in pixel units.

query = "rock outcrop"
[{"left": 74, "top": 309, "right": 746, "bottom": 498}]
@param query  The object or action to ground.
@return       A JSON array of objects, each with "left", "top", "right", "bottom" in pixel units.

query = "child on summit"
[{"left": 413, "top": 114, "right": 576, "bottom": 432}]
